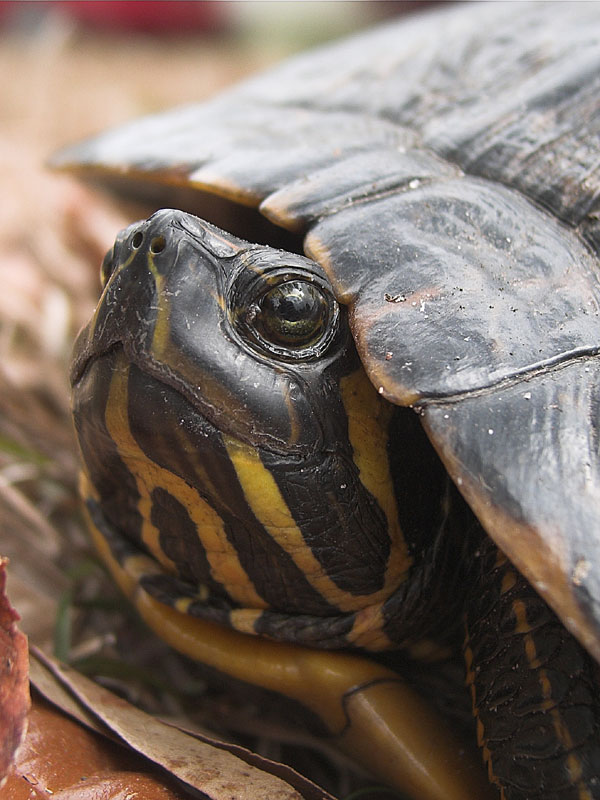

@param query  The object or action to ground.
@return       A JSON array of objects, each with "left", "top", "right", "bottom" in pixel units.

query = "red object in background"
[
  {"left": 57, "top": 1, "right": 225, "bottom": 33},
  {"left": 0, "top": 560, "right": 29, "bottom": 787},
  {"left": 0, "top": 1, "right": 226, "bottom": 34}
]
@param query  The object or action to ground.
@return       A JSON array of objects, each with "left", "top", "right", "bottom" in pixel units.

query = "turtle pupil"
[{"left": 256, "top": 280, "right": 328, "bottom": 347}]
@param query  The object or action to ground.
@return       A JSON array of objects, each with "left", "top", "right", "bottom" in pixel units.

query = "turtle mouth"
[
  {"left": 70, "top": 299, "right": 125, "bottom": 387},
  {"left": 71, "top": 335, "right": 119, "bottom": 388},
  {"left": 72, "top": 335, "right": 250, "bottom": 471},
  {"left": 72, "top": 334, "right": 147, "bottom": 389},
  {"left": 71, "top": 323, "right": 207, "bottom": 420}
]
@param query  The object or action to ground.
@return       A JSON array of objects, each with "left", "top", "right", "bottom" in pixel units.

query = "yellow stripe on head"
[
  {"left": 103, "top": 351, "right": 265, "bottom": 609},
  {"left": 147, "top": 251, "right": 171, "bottom": 360}
]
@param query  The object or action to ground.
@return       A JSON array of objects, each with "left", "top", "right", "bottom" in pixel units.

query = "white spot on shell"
[{"left": 572, "top": 557, "right": 590, "bottom": 586}]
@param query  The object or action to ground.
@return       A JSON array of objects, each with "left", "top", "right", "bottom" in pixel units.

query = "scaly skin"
[{"left": 465, "top": 538, "right": 600, "bottom": 799}]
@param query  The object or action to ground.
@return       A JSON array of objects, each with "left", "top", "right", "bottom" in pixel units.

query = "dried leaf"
[
  {"left": 0, "top": 559, "right": 30, "bottom": 787},
  {"left": 31, "top": 648, "right": 334, "bottom": 800},
  {"left": 3, "top": 691, "right": 198, "bottom": 800}
]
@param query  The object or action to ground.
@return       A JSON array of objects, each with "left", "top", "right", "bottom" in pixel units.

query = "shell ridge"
[{"left": 405, "top": 350, "right": 600, "bottom": 407}]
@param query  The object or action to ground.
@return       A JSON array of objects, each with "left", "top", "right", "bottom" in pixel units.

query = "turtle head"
[{"left": 71, "top": 210, "right": 411, "bottom": 628}]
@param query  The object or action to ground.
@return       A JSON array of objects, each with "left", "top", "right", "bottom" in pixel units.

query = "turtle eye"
[{"left": 254, "top": 280, "right": 329, "bottom": 348}]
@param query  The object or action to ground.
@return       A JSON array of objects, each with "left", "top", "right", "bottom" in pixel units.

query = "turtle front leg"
[{"left": 464, "top": 539, "right": 600, "bottom": 799}]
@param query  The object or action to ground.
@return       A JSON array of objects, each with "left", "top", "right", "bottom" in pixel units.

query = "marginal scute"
[
  {"left": 54, "top": 102, "right": 413, "bottom": 219},
  {"left": 309, "top": 177, "right": 600, "bottom": 402},
  {"left": 260, "top": 145, "right": 457, "bottom": 231},
  {"left": 421, "top": 358, "right": 600, "bottom": 663},
  {"left": 52, "top": 3, "right": 600, "bottom": 243}
]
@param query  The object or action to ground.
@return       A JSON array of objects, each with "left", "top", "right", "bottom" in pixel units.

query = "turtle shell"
[{"left": 54, "top": 1, "right": 600, "bottom": 665}]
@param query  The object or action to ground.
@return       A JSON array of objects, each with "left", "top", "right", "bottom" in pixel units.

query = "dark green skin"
[{"left": 57, "top": 2, "right": 600, "bottom": 797}]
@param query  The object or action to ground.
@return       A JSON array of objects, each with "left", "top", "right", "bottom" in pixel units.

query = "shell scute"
[{"left": 306, "top": 177, "right": 600, "bottom": 403}]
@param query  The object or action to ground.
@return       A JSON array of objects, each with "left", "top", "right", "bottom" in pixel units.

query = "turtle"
[{"left": 53, "top": 2, "right": 600, "bottom": 799}]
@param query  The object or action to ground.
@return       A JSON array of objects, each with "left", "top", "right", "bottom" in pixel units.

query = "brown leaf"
[
  {"left": 0, "top": 559, "right": 30, "bottom": 786},
  {"left": 3, "top": 690, "right": 198, "bottom": 800},
  {"left": 30, "top": 648, "right": 334, "bottom": 800}
]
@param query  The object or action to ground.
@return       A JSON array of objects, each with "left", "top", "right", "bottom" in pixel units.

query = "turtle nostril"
[
  {"left": 150, "top": 235, "right": 166, "bottom": 254},
  {"left": 131, "top": 231, "right": 144, "bottom": 249}
]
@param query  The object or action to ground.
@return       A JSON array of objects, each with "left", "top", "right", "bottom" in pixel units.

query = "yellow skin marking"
[
  {"left": 468, "top": 570, "right": 591, "bottom": 799},
  {"left": 104, "top": 359, "right": 177, "bottom": 576},
  {"left": 500, "top": 569, "right": 517, "bottom": 594},
  {"left": 147, "top": 251, "right": 171, "bottom": 360},
  {"left": 512, "top": 599, "right": 591, "bottom": 799},
  {"left": 79, "top": 470, "right": 99, "bottom": 503},
  {"left": 86, "top": 505, "right": 493, "bottom": 800},
  {"left": 229, "top": 608, "right": 264, "bottom": 636},
  {"left": 346, "top": 602, "right": 393, "bottom": 650},
  {"left": 222, "top": 432, "right": 404, "bottom": 613},
  {"left": 175, "top": 597, "right": 193, "bottom": 614},
  {"left": 464, "top": 636, "right": 499, "bottom": 792},
  {"left": 339, "top": 368, "right": 412, "bottom": 580},
  {"left": 81, "top": 485, "right": 161, "bottom": 599},
  {"left": 103, "top": 353, "right": 266, "bottom": 609}
]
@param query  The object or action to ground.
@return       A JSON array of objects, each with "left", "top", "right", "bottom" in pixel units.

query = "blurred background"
[{"left": 0, "top": 3, "right": 431, "bottom": 796}]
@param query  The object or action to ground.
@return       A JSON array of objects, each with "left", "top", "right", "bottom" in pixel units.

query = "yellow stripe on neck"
[
  {"left": 339, "top": 368, "right": 411, "bottom": 580},
  {"left": 88, "top": 509, "right": 492, "bottom": 800},
  {"left": 222, "top": 430, "right": 405, "bottom": 612},
  {"left": 103, "top": 351, "right": 265, "bottom": 609}
]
